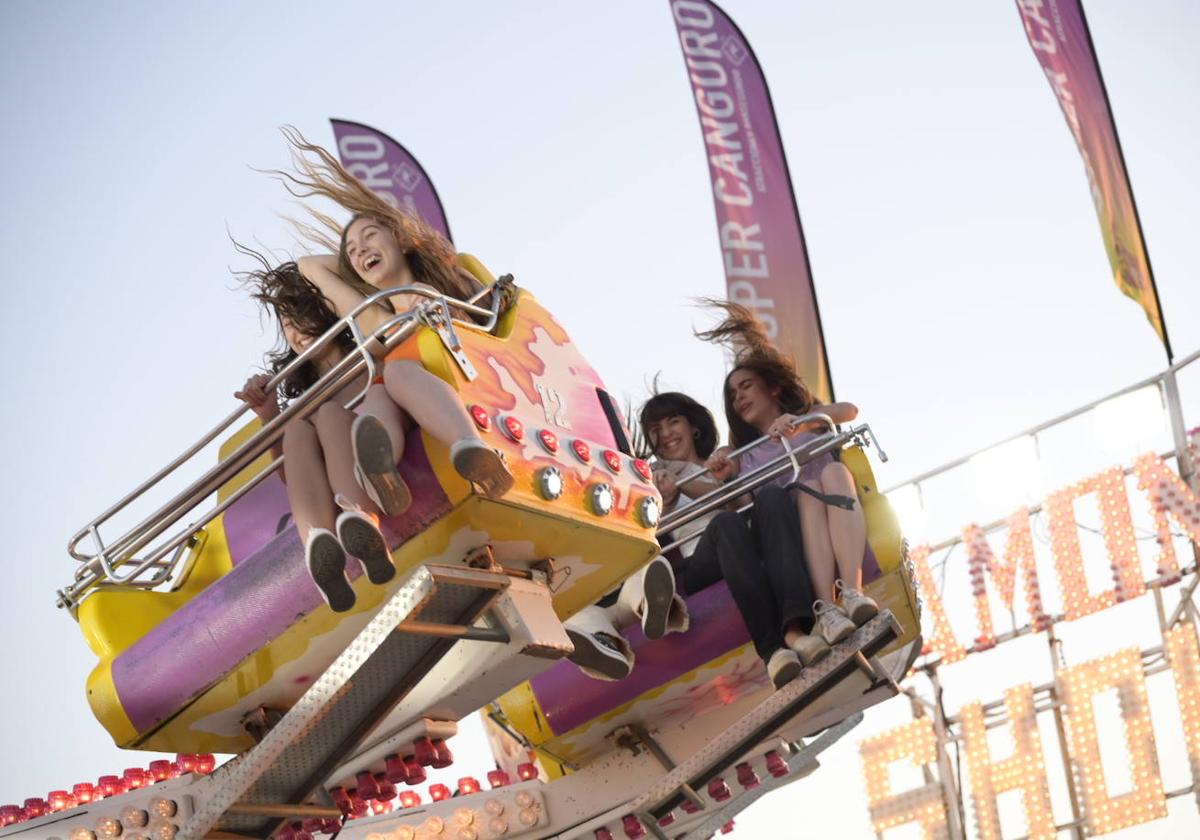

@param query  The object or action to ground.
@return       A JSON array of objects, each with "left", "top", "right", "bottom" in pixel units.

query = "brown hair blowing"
[
  {"left": 695, "top": 298, "right": 815, "bottom": 448},
  {"left": 271, "top": 126, "right": 478, "bottom": 309}
]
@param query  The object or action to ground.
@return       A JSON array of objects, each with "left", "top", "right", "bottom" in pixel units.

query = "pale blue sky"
[{"left": 2, "top": 1, "right": 1198, "bottom": 836}]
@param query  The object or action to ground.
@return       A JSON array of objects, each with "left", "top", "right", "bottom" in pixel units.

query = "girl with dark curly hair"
[{"left": 234, "top": 249, "right": 395, "bottom": 612}]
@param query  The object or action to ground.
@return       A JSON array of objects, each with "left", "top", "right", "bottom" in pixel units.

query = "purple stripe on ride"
[
  {"left": 531, "top": 581, "right": 751, "bottom": 735},
  {"left": 113, "top": 433, "right": 449, "bottom": 734}
]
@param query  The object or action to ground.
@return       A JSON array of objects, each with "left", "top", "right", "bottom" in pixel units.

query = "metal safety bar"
[
  {"left": 57, "top": 279, "right": 512, "bottom": 610},
  {"left": 655, "top": 414, "right": 884, "bottom": 549}
]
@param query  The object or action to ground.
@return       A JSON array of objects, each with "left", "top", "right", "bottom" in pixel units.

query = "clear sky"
[{"left": 1, "top": 1, "right": 1198, "bottom": 836}]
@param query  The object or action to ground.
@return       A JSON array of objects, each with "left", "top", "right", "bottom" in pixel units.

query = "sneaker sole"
[
  {"left": 792, "top": 639, "right": 832, "bottom": 667},
  {"left": 453, "top": 444, "right": 515, "bottom": 499},
  {"left": 566, "top": 629, "right": 632, "bottom": 680},
  {"left": 846, "top": 600, "right": 879, "bottom": 625},
  {"left": 820, "top": 622, "right": 856, "bottom": 646},
  {"left": 640, "top": 560, "right": 675, "bottom": 640},
  {"left": 354, "top": 419, "right": 412, "bottom": 517},
  {"left": 770, "top": 658, "right": 803, "bottom": 689},
  {"left": 308, "top": 534, "right": 355, "bottom": 613},
  {"left": 338, "top": 516, "right": 395, "bottom": 586}
]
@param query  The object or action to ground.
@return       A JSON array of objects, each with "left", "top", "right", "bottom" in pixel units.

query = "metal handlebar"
[
  {"left": 58, "top": 278, "right": 511, "bottom": 610},
  {"left": 655, "top": 419, "right": 882, "bottom": 548}
]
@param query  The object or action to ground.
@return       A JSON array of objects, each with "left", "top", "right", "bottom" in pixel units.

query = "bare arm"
[
  {"left": 295, "top": 255, "right": 393, "bottom": 334},
  {"left": 813, "top": 401, "right": 859, "bottom": 424}
]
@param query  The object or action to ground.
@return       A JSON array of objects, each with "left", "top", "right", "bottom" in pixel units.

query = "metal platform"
[{"left": 181, "top": 564, "right": 512, "bottom": 839}]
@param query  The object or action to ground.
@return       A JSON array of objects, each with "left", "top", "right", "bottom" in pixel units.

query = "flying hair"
[
  {"left": 266, "top": 126, "right": 478, "bottom": 308},
  {"left": 695, "top": 298, "right": 815, "bottom": 448}
]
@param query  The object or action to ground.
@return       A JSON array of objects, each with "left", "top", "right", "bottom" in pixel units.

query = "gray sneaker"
[
  {"left": 814, "top": 599, "right": 856, "bottom": 646},
  {"left": 767, "top": 648, "right": 803, "bottom": 689},
  {"left": 836, "top": 579, "right": 879, "bottom": 625}
]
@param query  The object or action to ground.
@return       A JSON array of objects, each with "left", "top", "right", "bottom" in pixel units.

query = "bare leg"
[
  {"left": 313, "top": 401, "right": 380, "bottom": 515},
  {"left": 362, "top": 382, "right": 410, "bottom": 462},
  {"left": 795, "top": 485, "right": 836, "bottom": 603},
  {"left": 281, "top": 419, "right": 338, "bottom": 542},
  {"left": 818, "top": 462, "right": 866, "bottom": 589},
  {"left": 381, "top": 361, "right": 475, "bottom": 446},
  {"left": 382, "top": 360, "right": 513, "bottom": 497}
]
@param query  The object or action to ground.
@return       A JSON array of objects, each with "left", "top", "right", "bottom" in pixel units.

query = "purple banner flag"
[
  {"left": 1015, "top": 0, "right": 1170, "bottom": 355},
  {"left": 330, "top": 118, "right": 453, "bottom": 243},
  {"left": 669, "top": 0, "right": 833, "bottom": 402}
]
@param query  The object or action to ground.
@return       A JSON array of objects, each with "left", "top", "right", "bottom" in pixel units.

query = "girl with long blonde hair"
[{"left": 271, "top": 128, "right": 513, "bottom": 514}]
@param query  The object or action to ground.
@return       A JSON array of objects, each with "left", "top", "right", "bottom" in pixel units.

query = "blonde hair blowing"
[{"left": 272, "top": 126, "right": 478, "bottom": 311}]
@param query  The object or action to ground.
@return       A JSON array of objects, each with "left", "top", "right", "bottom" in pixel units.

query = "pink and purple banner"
[
  {"left": 330, "top": 118, "right": 453, "bottom": 243},
  {"left": 1015, "top": 0, "right": 1170, "bottom": 354},
  {"left": 669, "top": 0, "right": 833, "bottom": 403}
]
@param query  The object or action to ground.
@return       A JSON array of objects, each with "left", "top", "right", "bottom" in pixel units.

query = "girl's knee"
[
  {"left": 312, "top": 401, "right": 350, "bottom": 434},
  {"left": 283, "top": 419, "right": 317, "bottom": 452},
  {"left": 382, "top": 359, "right": 423, "bottom": 389},
  {"left": 821, "top": 461, "right": 857, "bottom": 492}
]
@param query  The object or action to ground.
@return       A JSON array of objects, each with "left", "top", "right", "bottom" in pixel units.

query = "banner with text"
[
  {"left": 669, "top": 0, "right": 833, "bottom": 402},
  {"left": 330, "top": 118, "right": 453, "bottom": 243},
  {"left": 1015, "top": 0, "right": 1169, "bottom": 352}
]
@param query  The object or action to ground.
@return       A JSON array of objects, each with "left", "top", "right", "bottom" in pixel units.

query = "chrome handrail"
[
  {"left": 58, "top": 279, "right": 510, "bottom": 610},
  {"left": 655, "top": 417, "right": 883, "bottom": 548}
]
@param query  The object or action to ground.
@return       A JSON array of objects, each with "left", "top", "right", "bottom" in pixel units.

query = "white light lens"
[
  {"left": 590, "top": 483, "right": 614, "bottom": 516},
  {"left": 393, "top": 827, "right": 416, "bottom": 840},
  {"left": 147, "top": 820, "right": 176, "bottom": 840},
  {"left": 518, "top": 807, "right": 538, "bottom": 827},
  {"left": 69, "top": 831, "right": 97, "bottom": 840},
  {"left": 423, "top": 816, "right": 445, "bottom": 835},
  {"left": 514, "top": 791, "right": 534, "bottom": 809},
  {"left": 488, "top": 817, "right": 509, "bottom": 835},
  {"left": 638, "top": 496, "right": 660, "bottom": 527},
  {"left": 484, "top": 798, "right": 504, "bottom": 816},
  {"left": 456, "top": 829, "right": 478, "bottom": 840},
  {"left": 538, "top": 466, "right": 564, "bottom": 500},
  {"left": 453, "top": 808, "right": 474, "bottom": 825}
]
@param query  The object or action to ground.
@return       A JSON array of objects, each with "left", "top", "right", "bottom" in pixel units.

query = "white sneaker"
[
  {"left": 450, "top": 437, "right": 515, "bottom": 499},
  {"left": 814, "top": 600, "right": 856, "bottom": 646},
  {"left": 336, "top": 510, "right": 395, "bottom": 586},
  {"left": 566, "top": 629, "right": 633, "bottom": 681},
  {"left": 639, "top": 557, "right": 676, "bottom": 640},
  {"left": 352, "top": 415, "right": 412, "bottom": 517},
  {"left": 788, "top": 632, "right": 831, "bottom": 667},
  {"left": 306, "top": 529, "right": 354, "bottom": 613},
  {"left": 767, "top": 648, "right": 803, "bottom": 689},
  {"left": 836, "top": 579, "right": 879, "bottom": 625}
]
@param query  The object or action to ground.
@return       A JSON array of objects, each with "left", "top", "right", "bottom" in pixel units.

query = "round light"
[
  {"left": 515, "top": 791, "right": 535, "bottom": 808},
  {"left": 453, "top": 808, "right": 474, "bottom": 825},
  {"left": 570, "top": 439, "right": 591, "bottom": 464},
  {"left": 537, "top": 467, "right": 564, "bottom": 500},
  {"left": 589, "top": 484, "right": 614, "bottom": 516},
  {"left": 518, "top": 808, "right": 538, "bottom": 827},
  {"left": 121, "top": 808, "right": 149, "bottom": 829},
  {"left": 423, "top": 816, "right": 445, "bottom": 834},
  {"left": 468, "top": 405, "right": 491, "bottom": 432},
  {"left": 631, "top": 459, "right": 653, "bottom": 482},
  {"left": 456, "top": 829, "right": 478, "bottom": 840},
  {"left": 69, "top": 830, "right": 96, "bottom": 840},
  {"left": 149, "top": 800, "right": 176, "bottom": 820},
  {"left": 637, "top": 497, "right": 660, "bottom": 528},
  {"left": 484, "top": 798, "right": 504, "bottom": 816},
  {"left": 537, "top": 429, "right": 559, "bottom": 453},
  {"left": 94, "top": 817, "right": 122, "bottom": 838},
  {"left": 488, "top": 817, "right": 509, "bottom": 836},
  {"left": 148, "top": 821, "right": 176, "bottom": 840},
  {"left": 602, "top": 450, "right": 622, "bottom": 473},
  {"left": 499, "top": 415, "right": 524, "bottom": 442},
  {"left": 393, "top": 827, "right": 415, "bottom": 840}
]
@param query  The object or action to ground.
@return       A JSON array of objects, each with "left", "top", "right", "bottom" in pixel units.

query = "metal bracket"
[{"left": 418, "top": 299, "right": 478, "bottom": 381}]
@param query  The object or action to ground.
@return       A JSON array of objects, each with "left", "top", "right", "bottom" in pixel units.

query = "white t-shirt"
[{"left": 657, "top": 459, "right": 721, "bottom": 558}]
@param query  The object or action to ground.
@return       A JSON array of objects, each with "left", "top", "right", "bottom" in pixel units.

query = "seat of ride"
[
  {"left": 75, "top": 257, "right": 662, "bottom": 754},
  {"left": 493, "top": 444, "right": 922, "bottom": 773}
]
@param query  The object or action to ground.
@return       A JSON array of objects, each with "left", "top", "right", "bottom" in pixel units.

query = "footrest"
[
  {"left": 183, "top": 564, "right": 510, "bottom": 839},
  {"left": 635, "top": 610, "right": 901, "bottom": 820}
]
